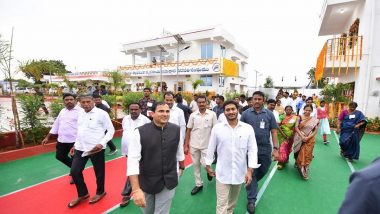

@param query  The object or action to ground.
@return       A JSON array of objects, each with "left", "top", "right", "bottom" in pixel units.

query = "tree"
[
  {"left": 108, "top": 71, "right": 125, "bottom": 119},
  {"left": 263, "top": 76, "right": 274, "bottom": 88},
  {"left": 307, "top": 67, "right": 328, "bottom": 89},
  {"left": 19, "top": 59, "right": 67, "bottom": 84},
  {"left": 189, "top": 78, "right": 204, "bottom": 94},
  {"left": 0, "top": 30, "right": 24, "bottom": 148},
  {"left": 320, "top": 83, "right": 351, "bottom": 103}
]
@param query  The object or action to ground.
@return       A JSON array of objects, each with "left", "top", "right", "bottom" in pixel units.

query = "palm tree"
[{"left": 189, "top": 78, "right": 204, "bottom": 94}]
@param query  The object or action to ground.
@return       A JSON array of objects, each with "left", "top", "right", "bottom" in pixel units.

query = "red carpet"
[{"left": 0, "top": 155, "right": 192, "bottom": 214}]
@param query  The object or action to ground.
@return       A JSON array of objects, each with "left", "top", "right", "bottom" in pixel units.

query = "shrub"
[
  {"left": 19, "top": 94, "right": 47, "bottom": 144},
  {"left": 50, "top": 98, "right": 65, "bottom": 119},
  {"left": 366, "top": 117, "right": 380, "bottom": 132}
]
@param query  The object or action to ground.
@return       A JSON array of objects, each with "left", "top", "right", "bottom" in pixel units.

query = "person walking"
[
  {"left": 213, "top": 95, "right": 225, "bottom": 119},
  {"left": 119, "top": 103, "right": 150, "bottom": 207},
  {"left": 139, "top": 87, "right": 156, "bottom": 119},
  {"left": 206, "top": 100, "right": 259, "bottom": 214},
  {"left": 127, "top": 102, "right": 185, "bottom": 214},
  {"left": 241, "top": 91, "right": 279, "bottom": 214},
  {"left": 68, "top": 94, "right": 115, "bottom": 208},
  {"left": 336, "top": 102, "right": 367, "bottom": 162},
  {"left": 293, "top": 104, "right": 319, "bottom": 180},
  {"left": 163, "top": 92, "right": 186, "bottom": 145},
  {"left": 93, "top": 94, "right": 118, "bottom": 155},
  {"left": 184, "top": 95, "right": 217, "bottom": 195},
  {"left": 42, "top": 93, "right": 80, "bottom": 184},
  {"left": 276, "top": 106, "right": 298, "bottom": 169},
  {"left": 317, "top": 100, "right": 331, "bottom": 145}
]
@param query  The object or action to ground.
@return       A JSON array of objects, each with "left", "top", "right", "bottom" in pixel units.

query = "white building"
[
  {"left": 118, "top": 26, "right": 250, "bottom": 95},
  {"left": 316, "top": 0, "right": 380, "bottom": 117}
]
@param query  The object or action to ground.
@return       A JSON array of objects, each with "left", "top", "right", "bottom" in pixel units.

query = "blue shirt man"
[{"left": 240, "top": 91, "right": 279, "bottom": 214}]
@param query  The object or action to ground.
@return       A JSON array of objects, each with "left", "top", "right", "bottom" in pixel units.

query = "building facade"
[
  {"left": 315, "top": 0, "right": 380, "bottom": 117},
  {"left": 118, "top": 26, "right": 250, "bottom": 95}
]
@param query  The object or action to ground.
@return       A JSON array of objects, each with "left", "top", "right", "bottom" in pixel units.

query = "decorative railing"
[{"left": 117, "top": 58, "right": 219, "bottom": 71}]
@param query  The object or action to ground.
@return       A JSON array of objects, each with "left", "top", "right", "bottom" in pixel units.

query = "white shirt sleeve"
[
  {"left": 49, "top": 110, "right": 62, "bottom": 134},
  {"left": 178, "top": 109, "right": 186, "bottom": 145},
  {"left": 205, "top": 126, "right": 217, "bottom": 165},
  {"left": 99, "top": 111, "right": 115, "bottom": 148},
  {"left": 247, "top": 127, "right": 260, "bottom": 168},
  {"left": 127, "top": 129, "right": 141, "bottom": 176}
]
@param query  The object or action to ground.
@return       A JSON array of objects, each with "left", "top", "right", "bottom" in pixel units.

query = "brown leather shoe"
[
  {"left": 68, "top": 194, "right": 89, "bottom": 208},
  {"left": 89, "top": 192, "right": 106, "bottom": 204}
]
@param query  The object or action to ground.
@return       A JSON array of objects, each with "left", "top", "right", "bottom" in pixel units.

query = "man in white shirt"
[
  {"left": 206, "top": 100, "right": 259, "bottom": 214},
  {"left": 280, "top": 92, "right": 292, "bottom": 108},
  {"left": 184, "top": 95, "right": 217, "bottom": 195},
  {"left": 120, "top": 102, "right": 151, "bottom": 207},
  {"left": 42, "top": 93, "right": 80, "bottom": 184},
  {"left": 164, "top": 92, "right": 186, "bottom": 145},
  {"left": 68, "top": 94, "right": 115, "bottom": 208},
  {"left": 127, "top": 102, "right": 185, "bottom": 213}
]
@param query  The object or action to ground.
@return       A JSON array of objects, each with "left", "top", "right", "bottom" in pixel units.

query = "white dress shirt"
[
  {"left": 169, "top": 106, "right": 186, "bottom": 144},
  {"left": 121, "top": 114, "right": 151, "bottom": 155},
  {"left": 127, "top": 127, "right": 185, "bottom": 176},
  {"left": 74, "top": 107, "right": 115, "bottom": 152},
  {"left": 280, "top": 97, "right": 292, "bottom": 108},
  {"left": 187, "top": 109, "right": 217, "bottom": 149},
  {"left": 205, "top": 121, "right": 260, "bottom": 185},
  {"left": 189, "top": 100, "right": 198, "bottom": 112},
  {"left": 49, "top": 106, "right": 80, "bottom": 143}
]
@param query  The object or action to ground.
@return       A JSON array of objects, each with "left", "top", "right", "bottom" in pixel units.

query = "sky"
[{"left": 0, "top": 0, "right": 328, "bottom": 87}]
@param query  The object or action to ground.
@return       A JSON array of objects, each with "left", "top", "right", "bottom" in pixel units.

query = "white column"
[
  {"left": 131, "top": 53, "right": 135, "bottom": 65},
  {"left": 146, "top": 51, "right": 152, "bottom": 64}
]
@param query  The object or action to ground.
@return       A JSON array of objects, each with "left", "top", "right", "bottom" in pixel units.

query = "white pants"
[
  {"left": 216, "top": 180, "right": 242, "bottom": 214},
  {"left": 190, "top": 147, "right": 208, "bottom": 187}
]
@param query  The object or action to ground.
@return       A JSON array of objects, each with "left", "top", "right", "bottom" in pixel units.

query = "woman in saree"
[
  {"left": 276, "top": 105, "right": 298, "bottom": 170},
  {"left": 336, "top": 102, "right": 367, "bottom": 162},
  {"left": 293, "top": 104, "right": 319, "bottom": 180}
]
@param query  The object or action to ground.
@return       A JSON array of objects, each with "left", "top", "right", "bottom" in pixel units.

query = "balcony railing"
[{"left": 315, "top": 36, "right": 363, "bottom": 80}]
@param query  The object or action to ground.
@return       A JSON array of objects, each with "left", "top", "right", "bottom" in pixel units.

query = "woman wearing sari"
[
  {"left": 293, "top": 104, "right": 319, "bottom": 180},
  {"left": 276, "top": 106, "right": 298, "bottom": 170},
  {"left": 336, "top": 102, "right": 367, "bottom": 162}
]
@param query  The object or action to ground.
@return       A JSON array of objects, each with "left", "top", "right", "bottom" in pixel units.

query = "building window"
[
  {"left": 200, "top": 75, "right": 213, "bottom": 86},
  {"left": 201, "top": 43, "right": 213, "bottom": 59}
]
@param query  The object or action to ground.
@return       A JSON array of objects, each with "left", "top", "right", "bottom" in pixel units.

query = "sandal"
[{"left": 68, "top": 194, "right": 89, "bottom": 208}]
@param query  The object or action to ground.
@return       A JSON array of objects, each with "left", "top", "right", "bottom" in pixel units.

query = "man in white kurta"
[
  {"left": 206, "top": 101, "right": 260, "bottom": 214},
  {"left": 164, "top": 92, "right": 186, "bottom": 144},
  {"left": 184, "top": 95, "right": 217, "bottom": 195}
]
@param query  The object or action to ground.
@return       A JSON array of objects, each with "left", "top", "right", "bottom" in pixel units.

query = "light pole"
[
  {"left": 173, "top": 34, "right": 190, "bottom": 92},
  {"left": 157, "top": 45, "right": 167, "bottom": 93}
]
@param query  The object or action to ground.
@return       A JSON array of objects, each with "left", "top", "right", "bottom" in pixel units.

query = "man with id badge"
[
  {"left": 139, "top": 87, "right": 156, "bottom": 119},
  {"left": 184, "top": 95, "right": 217, "bottom": 195},
  {"left": 241, "top": 91, "right": 279, "bottom": 214}
]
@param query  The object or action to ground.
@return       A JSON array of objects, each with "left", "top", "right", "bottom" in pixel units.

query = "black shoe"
[
  {"left": 207, "top": 173, "right": 213, "bottom": 181},
  {"left": 191, "top": 186, "right": 203, "bottom": 195},
  {"left": 247, "top": 202, "right": 255, "bottom": 214},
  {"left": 120, "top": 196, "right": 130, "bottom": 207}
]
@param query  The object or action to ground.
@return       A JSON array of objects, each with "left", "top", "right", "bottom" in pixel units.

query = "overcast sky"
[{"left": 0, "top": 0, "right": 328, "bottom": 87}]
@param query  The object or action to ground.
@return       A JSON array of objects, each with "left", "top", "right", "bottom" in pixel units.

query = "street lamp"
[
  {"left": 254, "top": 70, "right": 262, "bottom": 91},
  {"left": 157, "top": 45, "right": 167, "bottom": 93},
  {"left": 173, "top": 34, "right": 190, "bottom": 92}
]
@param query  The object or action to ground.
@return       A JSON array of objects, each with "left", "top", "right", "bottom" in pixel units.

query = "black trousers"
[
  {"left": 121, "top": 156, "right": 132, "bottom": 196},
  {"left": 71, "top": 149, "right": 105, "bottom": 197},
  {"left": 55, "top": 142, "right": 74, "bottom": 169},
  {"left": 107, "top": 140, "right": 116, "bottom": 151}
]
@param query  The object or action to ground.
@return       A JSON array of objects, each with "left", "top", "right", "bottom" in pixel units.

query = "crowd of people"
[{"left": 42, "top": 87, "right": 370, "bottom": 214}]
